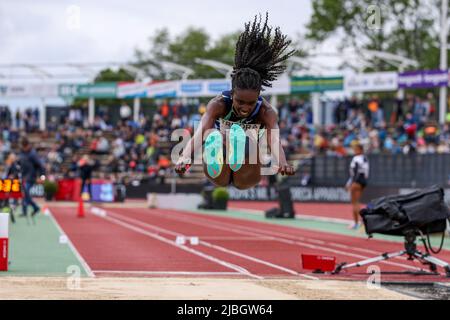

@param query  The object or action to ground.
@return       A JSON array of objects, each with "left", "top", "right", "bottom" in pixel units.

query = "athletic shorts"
[{"left": 353, "top": 174, "right": 368, "bottom": 188}]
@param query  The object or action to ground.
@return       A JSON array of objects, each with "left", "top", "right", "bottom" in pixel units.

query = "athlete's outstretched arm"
[
  {"left": 259, "top": 103, "right": 295, "bottom": 176},
  {"left": 175, "top": 98, "right": 225, "bottom": 175}
]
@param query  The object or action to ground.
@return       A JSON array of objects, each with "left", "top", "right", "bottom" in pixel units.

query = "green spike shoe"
[
  {"left": 228, "top": 124, "right": 246, "bottom": 172},
  {"left": 203, "top": 130, "right": 224, "bottom": 179}
]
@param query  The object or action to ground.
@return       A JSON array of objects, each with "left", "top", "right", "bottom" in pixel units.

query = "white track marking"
[
  {"left": 135, "top": 208, "right": 422, "bottom": 272},
  {"left": 199, "top": 241, "right": 317, "bottom": 279},
  {"left": 295, "top": 214, "right": 351, "bottom": 225},
  {"left": 92, "top": 270, "right": 241, "bottom": 276},
  {"left": 96, "top": 212, "right": 262, "bottom": 280},
  {"left": 200, "top": 236, "right": 268, "bottom": 241},
  {"left": 102, "top": 210, "right": 317, "bottom": 280},
  {"left": 47, "top": 209, "right": 95, "bottom": 277},
  {"left": 229, "top": 206, "right": 352, "bottom": 224}
]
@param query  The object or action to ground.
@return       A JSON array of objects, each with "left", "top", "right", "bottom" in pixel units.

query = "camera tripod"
[{"left": 333, "top": 229, "right": 450, "bottom": 277}]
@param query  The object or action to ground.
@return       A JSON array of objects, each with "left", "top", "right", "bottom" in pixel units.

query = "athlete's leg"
[
  {"left": 202, "top": 129, "right": 231, "bottom": 187},
  {"left": 231, "top": 132, "right": 262, "bottom": 190},
  {"left": 350, "top": 182, "right": 362, "bottom": 225},
  {"left": 203, "top": 163, "right": 231, "bottom": 187},
  {"left": 232, "top": 163, "right": 261, "bottom": 190},
  {"left": 228, "top": 124, "right": 246, "bottom": 172}
]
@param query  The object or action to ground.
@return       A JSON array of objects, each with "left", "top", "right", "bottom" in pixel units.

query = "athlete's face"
[{"left": 232, "top": 88, "right": 260, "bottom": 118}]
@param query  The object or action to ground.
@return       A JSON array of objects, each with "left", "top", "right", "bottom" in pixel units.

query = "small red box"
[
  {"left": 301, "top": 254, "right": 336, "bottom": 272},
  {"left": 0, "top": 238, "right": 8, "bottom": 271}
]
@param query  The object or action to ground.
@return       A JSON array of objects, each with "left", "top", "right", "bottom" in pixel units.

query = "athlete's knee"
[{"left": 204, "top": 163, "right": 231, "bottom": 186}]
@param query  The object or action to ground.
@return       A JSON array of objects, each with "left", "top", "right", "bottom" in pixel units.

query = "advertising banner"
[
  {"left": 0, "top": 213, "right": 8, "bottom": 271},
  {"left": 345, "top": 72, "right": 397, "bottom": 92},
  {"left": 89, "top": 183, "right": 114, "bottom": 202},
  {"left": 205, "top": 80, "right": 230, "bottom": 95},
  {"left": 58, "top": 83, "right": 117, "bottom": 98},
  {"left": 117, "top": 81, "right": 148, "bottom": 98},
  {"left": 178, "top": 76, "right": 290, "bottom": 97},
  {"left": 398, "top": 70, "right": 448, "bottom": 88},
  {"left": 0, "top": 84, "right": 29, "bottom": 97},
  {"left": 291, "top": 76, "right": 344, "bottom": 93},
  {"left": 146, "top": 81, "right": 178, "bottom": 98},
  {"left": 179, "top": 80, "right": 206, "bottom": 97},
  {"left": 0, "top": 84, "right": 58, "bottom": 97}
]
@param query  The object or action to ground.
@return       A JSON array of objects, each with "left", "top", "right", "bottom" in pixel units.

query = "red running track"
[
  {"left": 50, "top": 205, "right": 450, "bottom": 282},
  {"left": 50, "top": 207, "right": 234, "bottom": 276}
]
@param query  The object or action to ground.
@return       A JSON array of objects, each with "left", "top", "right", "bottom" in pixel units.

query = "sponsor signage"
[
  {"left": 117, "top": 82, "right": 148, "bottom": 98},
  {"left": 398, "top": 70, "right": 448, "bottom": 88},
  {"left": 228, "top": 186, "right": 351, "bottom": 202},
  {"left": 0, "top": 84, "right": 58, "bottom": 97},
  {"left": 146, "top": 81, "right": 178, "bottom": 98},
  {"left": 345, "top": 72, "right": 398, "bottom": 92},
  {"left": 291, "top": 76, "right": 344, "bottom": 93},
  {"left": 58, "top": 83, "right": 117, "bottom": 98}
]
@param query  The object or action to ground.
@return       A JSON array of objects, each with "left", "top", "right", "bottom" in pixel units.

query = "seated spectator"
[
  {"left": 113, "top": 136, "right": 126, "bottom": 158},
  {"left": 96, "top": 135, "right": 110, "bottom": 154}
]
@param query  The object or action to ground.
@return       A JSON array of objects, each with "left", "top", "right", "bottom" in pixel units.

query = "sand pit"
[{"left": 0, "top": 277, "right": 413, "bottom": 300}]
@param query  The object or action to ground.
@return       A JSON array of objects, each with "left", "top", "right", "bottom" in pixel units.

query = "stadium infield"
[{"left": 2, "top": 200, "right": 450, "bottom": 299}]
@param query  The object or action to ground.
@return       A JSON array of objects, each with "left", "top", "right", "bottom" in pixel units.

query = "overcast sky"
[
  {"left": 0, "top": 0, "right": 312, "bottom": 64},
  {"left": 1, "top": 1, "right": 348, "bottom": 108}
]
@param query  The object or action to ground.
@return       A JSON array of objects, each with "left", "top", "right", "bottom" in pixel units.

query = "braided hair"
[{"left": 232, "top": 13, "right": 295, "bottom": 91}]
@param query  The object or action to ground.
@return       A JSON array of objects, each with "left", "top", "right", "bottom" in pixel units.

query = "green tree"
[
  {"left": 72, "top": 68, "right": 135, "bottom": 109},
  {"left": 134, "top": 28, "right": 240, "bottom": 79},
  {"left": 207, "top": 32, "right": 240, "bottom": 66},
  {"left": 94, "top": 68, "right": 135, "bottom": 82},
  {"left": 134, "top": 28, "right": 173, "bottom": 80},
  {"left": 306, "top": 0, "right": 446, "bottom": 71}
]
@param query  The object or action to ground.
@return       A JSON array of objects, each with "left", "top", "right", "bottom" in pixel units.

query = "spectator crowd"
[
  {"left": 1, "top": 92, "right": 450, "bottom": 185},
  {"left": 277, "top": 93, "right": 450, "bottom": 157}
]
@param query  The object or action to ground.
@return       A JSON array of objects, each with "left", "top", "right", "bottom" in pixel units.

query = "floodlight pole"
[
  {"left": 121, "top": 64, "right": 151, "bottom": 124},
  {"left": 133, "top": 97, "right": 141, "bottom": 124},
  {"left": 88, "top": 97, "right": 95, "bottom": 125},
  {"left": 40, "top": 97, "right": 46, "bottom": 131},
  {"left": 439, "top": 0, "right": 448, "bottom": 125},
  {"left": 289, "top": 56, "right": 325, "bottom": 126}
]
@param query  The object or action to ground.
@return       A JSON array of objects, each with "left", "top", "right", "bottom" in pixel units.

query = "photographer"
[
  {"left": 78, "top": 155, "right": 95, "bottom": 200},
  {"left": 19, "top": 138, "right": 45, "bottom": 217},
  {"left": 1, "top": 153, "right": 21, "bottom": 210}
]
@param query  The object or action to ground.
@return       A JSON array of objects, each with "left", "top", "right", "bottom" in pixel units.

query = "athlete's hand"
[
  {"left": 277, "top": 163, "right": 295, "bottom": 176},
  {"left": 174, "top": 156, "right": 192, "bottom": 176}
]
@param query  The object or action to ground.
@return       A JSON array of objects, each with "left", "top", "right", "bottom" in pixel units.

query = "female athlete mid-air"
[{"left": 175, "top": 14, "right": 296, "bottom": 189}]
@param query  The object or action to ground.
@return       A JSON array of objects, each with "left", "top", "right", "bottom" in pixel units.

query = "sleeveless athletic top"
[
  {"left": 349, "top": 154, "right": 369, "bottom": 187},
  {"left": 214, "top": 91, "right": 264, "bottom": 134}
]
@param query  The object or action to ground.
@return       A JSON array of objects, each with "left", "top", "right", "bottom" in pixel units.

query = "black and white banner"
[{"left": 228, "top": 186, "right": 351, "bottom": 202}]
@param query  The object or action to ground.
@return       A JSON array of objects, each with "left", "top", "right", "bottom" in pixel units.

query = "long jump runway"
[{"left": 49, "top": 204, "right": 450, "bottom": 283}]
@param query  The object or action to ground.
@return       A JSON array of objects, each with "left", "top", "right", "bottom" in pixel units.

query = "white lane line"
[
  {"left": 97, "top": 212, "right": 262, "bottom": 280},
  {"left": 296, "top": 214, "right": 351, "bottom": 225},
  {"left": 47, "top": 209, "right": 95, "bottom": 278},
  {"left": 105, "top": 209, "right": 317, "bottom": 280},
  {"left": 138, "top": 208, "right": 422, "bottom": 272},
  {"left": 229, "top": 206, "right": 352, "bottom": 225},
  {"left": 199, "top": 241, "right": 317, "bottom": 279},
  {"left": 200, "top": 236, "right": 268, "bottom": 241},
  {"left": 92, "top": 270, "right": 241, "bottom": 276},
  {"left": 187, "top": 211, "right": 424, "bottom": 271}
]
